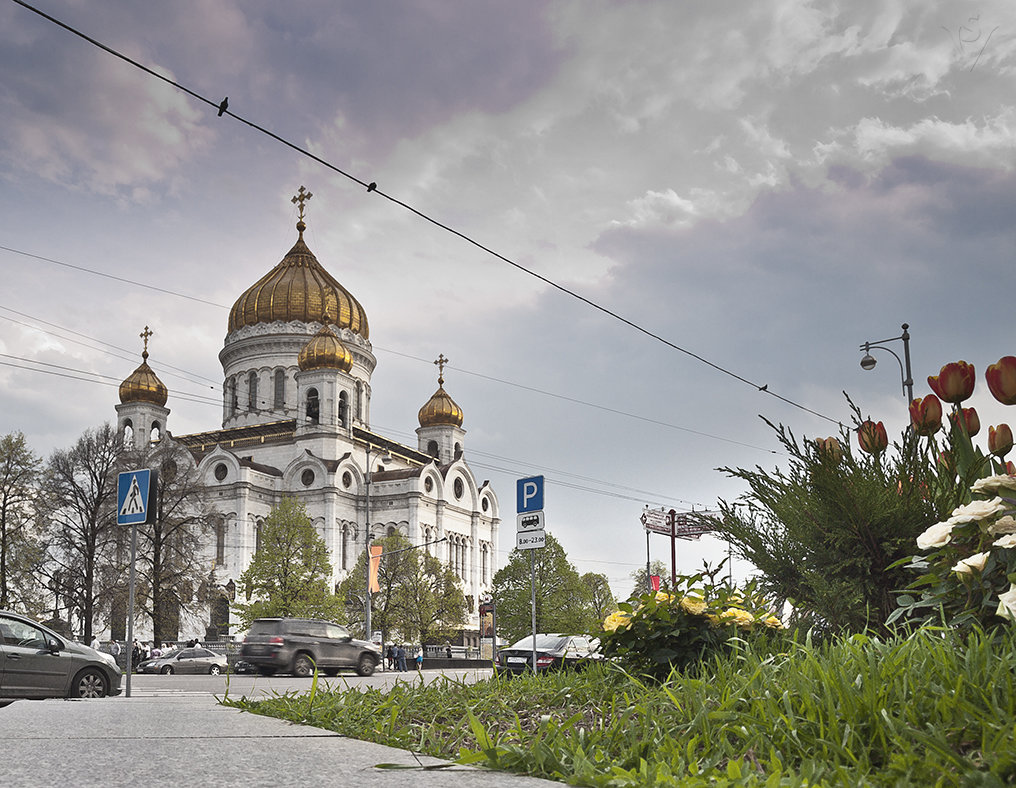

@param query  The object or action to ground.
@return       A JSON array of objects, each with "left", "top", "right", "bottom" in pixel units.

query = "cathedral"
[{"left": 113, "top": 188, "right": 501, "bottom": 640}]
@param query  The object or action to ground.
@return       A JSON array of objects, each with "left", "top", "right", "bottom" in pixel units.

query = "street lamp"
[
  {"left": 363, "top": 443, "right": 391, "bottom": 643},
  {"left": 859, "top": 323, "right": 914, "bottom": 404}
]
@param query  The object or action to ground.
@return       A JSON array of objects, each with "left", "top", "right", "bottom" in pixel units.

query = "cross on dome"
[
  {"left": 291, "top": 186, "right": 313, "bottom": 221},
  {"left": 140, "top": 325, "right": 153, "bottom": 359},
  {"left": 434, "top": 353, "right": 448, "bottom": 385}
]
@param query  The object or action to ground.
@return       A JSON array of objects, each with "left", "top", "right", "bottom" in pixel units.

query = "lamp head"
[{"left": 860, "top": 353, "right": 877, "bottom": 371}]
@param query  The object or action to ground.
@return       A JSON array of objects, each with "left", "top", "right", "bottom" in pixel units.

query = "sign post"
[
  {"left": 517, "top": 475, "right": 545, "bottom": 673},
  {"left": 640, "top": 507, "right": 717, "bottom": 590},
  {"left": 117, "top": 468, "right": 156, "bottom": 697}
]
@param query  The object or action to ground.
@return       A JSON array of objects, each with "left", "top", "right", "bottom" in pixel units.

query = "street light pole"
[{"left": 859, "top": 323, "right": 914, "bottom": 404}]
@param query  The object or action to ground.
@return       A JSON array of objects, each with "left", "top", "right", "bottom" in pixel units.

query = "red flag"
[
  {"left": 650, "top": 574, "right": 661, "bottom": 591},
  {"left": 369, "top": 545, "right": 383, "bottom": 592}
]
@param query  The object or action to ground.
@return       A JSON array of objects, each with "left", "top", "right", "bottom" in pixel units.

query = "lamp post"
[
  {"left": 859, "top": 323, "right": 914, "bottom": 404},
  {"left": 363, "top": 443, "right": 391, "bottom": 643}
]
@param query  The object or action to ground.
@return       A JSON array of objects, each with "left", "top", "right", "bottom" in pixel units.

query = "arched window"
[
  {"left": 274, "top": 369, "right": 285, "bottom": 411},
  {"left": 255, "top": 520, "right": 263, "bottom": 553},
  {"left": 248, "top": 371, "right": 258, "bottom": 411},
  {"left": 454, "top": 442, "right": 462, "bottom": 459},
  {"left": 306, "top": 388, "right": 319, "bottom": 424},
  {"left": 215, "top": 520, "right": 226, "bottom": 564},
  {"left": 150, "top": 421, "right": 161, "bottom": 442},
  {"left": 122, "top": 420, "right": 134, "bottom": 447},
  {"left": 356, "top": 382, "right": 363, "bottom": 420},
  {"left": 338, "top": 391, "right": 348, "bottom": 426},
  {"left": 427, "top": 440, "right": 439, "bottom": 459},
  {"left": 230, "top": 376, "right": 239, "bottom": 415},
  {"left": 482, "top": 544, "right": 489, "bottom": 584},
  {"left": 341, "top": 524, "right": 348, "bottom": 569}
]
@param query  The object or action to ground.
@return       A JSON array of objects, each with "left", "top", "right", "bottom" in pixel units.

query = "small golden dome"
[
  {"left": 228, "top": 220, "right": 369, "bottom": 338},
  {"left": 418, "top": 357, "right": 463, "bottom": 427},
  {"left": 119, "top": 348, "right": 168, "bottom": 406},
  {"left": 298, "top": 326, "right": 353, "bottom": 372}
]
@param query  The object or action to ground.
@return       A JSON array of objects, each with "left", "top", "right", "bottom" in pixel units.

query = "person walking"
[
  {"left": 386, "top": 644, "right": 395, "bottom": 671},
  {"left": 89, "top": 634, "right": 101, "bottom": 651},
  {"left": 415, "top": 648, "right": 423, "bottom": 673},
  {"left": 396, "top": 644, "right": 407, "bottom": 672}
]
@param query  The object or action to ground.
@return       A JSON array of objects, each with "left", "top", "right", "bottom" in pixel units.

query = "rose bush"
[{"left": 598, "top": 569, "right": 783, "bottom": 679}]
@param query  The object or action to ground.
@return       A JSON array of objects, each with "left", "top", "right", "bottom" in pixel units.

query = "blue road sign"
[
  {"left": 516, "top": 475, "right": 544, "bottom": 514},
  {"left": 117, "top": 469, "right": 152, "bottom": 526}
]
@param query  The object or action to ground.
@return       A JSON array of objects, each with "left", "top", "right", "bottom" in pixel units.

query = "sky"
[{"left": 2, "top": 0, "right": 1015, "bottom": 600}]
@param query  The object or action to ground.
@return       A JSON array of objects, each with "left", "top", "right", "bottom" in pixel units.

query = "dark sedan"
[
  {"left": 494, "top": 634, "right": 601, "bottom": 675},
  {"left": 137, "top": 647, "right": 228, "bottom": 675},
  {"left": 0, "top": 610, "right": 122, "bottom": 703}
]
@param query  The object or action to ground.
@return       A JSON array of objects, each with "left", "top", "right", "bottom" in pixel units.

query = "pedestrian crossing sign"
[{"left": 117, "top": 469, "right": 153, "bottom": 526}]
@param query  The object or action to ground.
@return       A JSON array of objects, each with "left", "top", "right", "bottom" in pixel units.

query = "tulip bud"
[
  {"left": 1007, "top": 461, "right": 1016, "bottom": 475},
  {"left": 928, "top": 361, "right": 976, "bottom": 404},
  {"left": 989, "top": 424, "right": 1014, "bottom": 458},
  {"left": 949, "top": 406, "right": 980, "bottom": 437},
  {"left": 814, "top": 437, "right": 842, "bottom": 462},
  {"left": 857, "top": 420, "right": 888, "bottom": 454},
  {"left": 909, "top": 395, "right": 942, "bottom": 437},
  {"left": 986, "top": 357, "right": 1016, "bottom": 406}
]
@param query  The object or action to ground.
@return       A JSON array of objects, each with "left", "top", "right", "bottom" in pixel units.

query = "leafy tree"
[
  {"left": 232, "top": 497, "right": 343, "bottom": 630},
  {"left": 339, "top": 533, "right": 466, "bottom": 643},
  {"left": 699, "top": 414, "right": 954, "bottom": 633},
  {"left": 41, "top": 424, "right": 123, "bottom": 642},
  {"left": 580, "top": 572, "right": 617, "bottom": 628},
  {"left": 629, "top": 560, "right": 671, "bottom": 596},
  {"left": 0, "top": 432, "right": 42, "bottom": 611},
  {"left": 491, "top": 532, "right": 593, "bottom": 643}
]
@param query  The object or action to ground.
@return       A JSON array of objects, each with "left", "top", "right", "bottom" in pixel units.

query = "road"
[{"left": 125, "top": 665, "right": 495, "bottom": 698}]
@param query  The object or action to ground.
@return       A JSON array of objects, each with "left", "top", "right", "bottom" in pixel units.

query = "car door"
[
  {"left": 0, "top": 615, "right": 71, "bottom": 696},
  {"left": 173, "top": 648, "right": 198, "bottom": 674},
  {"left": 323, "top": 623, "right": 353, "bottom": 667}
]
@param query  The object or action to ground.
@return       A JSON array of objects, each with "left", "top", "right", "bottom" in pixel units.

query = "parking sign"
[{"left": 516, "top": 475, "right": 544, "bottom": 514}]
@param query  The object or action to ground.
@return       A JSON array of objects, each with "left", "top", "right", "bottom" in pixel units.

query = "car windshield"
[
  {"left": 247, "top": 620, "right": 280, "bottom": 636},
  {"left": 507, "top": 635, "right": 570, "bottom": 651}
]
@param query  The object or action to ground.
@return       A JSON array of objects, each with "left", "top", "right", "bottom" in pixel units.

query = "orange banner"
[{"left": 368, "top": 545, "right": 383, "bottom": 592}]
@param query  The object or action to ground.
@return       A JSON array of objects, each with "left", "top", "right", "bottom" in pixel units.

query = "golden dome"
[
  {"left": 227, "top": 220, "right": 369, "bottom": 338},
  {"left": 298, "top": 326, "right": 353, "bottom": 372},
  {"left": 418, "top": 357, "right": 463, "bottom": 427},
  {"left": 119, "top": 344, "right": 168, "bottom": 407}
]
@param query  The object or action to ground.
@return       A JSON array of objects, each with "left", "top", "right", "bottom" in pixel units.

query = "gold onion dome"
[
  {"left": 418, "top": 357, "right": 464, "bottom": 427},
  {"left": 298, "top": 326, "right": 353, "bottom": 372},
  {"left": 227, "top": 218, "right": 369, "bottom": 338},
  {"left": 119, "top": 333, "right": 168, "bottom": 406}
]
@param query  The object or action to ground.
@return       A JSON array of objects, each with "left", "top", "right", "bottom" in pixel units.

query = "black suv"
[{"left": 240, "top": 618, "right": 380, "bottom": 677}]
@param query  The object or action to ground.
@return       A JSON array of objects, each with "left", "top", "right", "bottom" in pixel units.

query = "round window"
[
  {"left": 301, "top": 469, "right": 315, "bottom": 487},
  {"left": 214, "top": 463, "right": 227, "bottom": 481},
  {"left": 342, "top": 471, "right": 352, "bottom": 488},
  {"left": 425, "top": 477, "right": 433, "bottom": 493},
  {"left": 482, "top": 497, "right": 489, "bottom": 512},
  {"left": 454, "top": 478, "right": 463, "bottom": 499}
]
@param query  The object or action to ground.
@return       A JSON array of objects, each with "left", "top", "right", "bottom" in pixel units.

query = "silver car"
[
  {"left": 0, "top": 610, "right": 122, "bottom": 704},
  {"left": 137, "top": 647, "right": 227, "bottom": 675}
]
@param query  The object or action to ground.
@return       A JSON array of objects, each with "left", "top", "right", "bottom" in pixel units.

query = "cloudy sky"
[{"left": 2, "top": 0, "right": 1015, "bottom": 599}]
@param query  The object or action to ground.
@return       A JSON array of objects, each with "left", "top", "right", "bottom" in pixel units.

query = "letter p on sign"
[{"left": 516, "top": 475, "right": 544, "bottom": 514}]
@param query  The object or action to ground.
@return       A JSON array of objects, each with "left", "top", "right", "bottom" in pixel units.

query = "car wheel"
[
  {"left": 161, "top": 665, "right": 174, "bottom": 675},
  {"left": 209, "top": 665, "right": 221, "bottom": 675},
  {"left": 356, "top": 653, "right": 376, "bottom": 677},
  {"left": 73, "top": 668, "right": 109, "bottom": 699},
  {"left": 292, "top": 653, "right": 314, "bottom": 678}
]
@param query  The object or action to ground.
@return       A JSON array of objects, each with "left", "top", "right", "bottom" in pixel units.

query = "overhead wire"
[{"left": 9, "top": 0, "right": 842, "bottom": 428}]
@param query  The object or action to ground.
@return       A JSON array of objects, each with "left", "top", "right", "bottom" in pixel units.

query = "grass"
[{"left": 221, "top": 627, "right": 1016, "bottom": 787}]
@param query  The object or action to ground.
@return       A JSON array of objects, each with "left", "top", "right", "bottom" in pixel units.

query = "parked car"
[
  {"left": 494, "top": 633, "right": 601, "bottom": 675},
  {"left": 240, "top": 618, "right": 380, "bottom": 677},
  {"left": 0, "top": 610, "right": 122, "bottom": 703},
  {"left": 137, "top": 646, "right": 228, "bottom": 675}
]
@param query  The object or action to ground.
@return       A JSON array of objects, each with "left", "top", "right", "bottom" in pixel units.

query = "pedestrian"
[
  {"left": 396, "top": 644, "right": 407, "bottom": 672},
  {"left": 131, "top": 639, "right": 142, "bottom": 671},
  {"left": 386, "top": 644, "right": 395, "bottom": 671},
  {"left": 89, "top": 634, "right": 101, "bottom": 651},
  {"left": 110, "top": 640, "right": 121, "bottom": 661},
  {"left": 415, "top": 649, "right": 423, "bottom": 673},
  {"left": 445, "top": 643, "right": 452, "bottom": 660}
]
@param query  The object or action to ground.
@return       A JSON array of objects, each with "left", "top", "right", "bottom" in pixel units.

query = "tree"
[
  {"left": 491, "top": 533, "right": 593, "bottom": 643},
  {"left": 700, "top": 417, "right": 950, "bottom": 634},
  {"left": 629, "top": 560, "right": 671, "bottom": 597},
  {"left": 232, "top": 497, "right": 343, "bottom": 630},
  {"left": 0, "top": 432, "right": 42, "bottom": 611},
  {"left": 580, "top": 572, "right": 617, "bottom": 628},
  {"left": 338, "top": 533, "right": 467, "bottom": 643},
  {"left": 41, "top": 424, "right": 123, "bottom": 642}
]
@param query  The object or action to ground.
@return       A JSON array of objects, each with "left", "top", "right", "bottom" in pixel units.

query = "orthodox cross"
[
  {"left": 434, "top": 354, "right": 448, "bottom": 385},
  {"left": 140, "top": 326, "right": 153, "bottom": 360},
  {"left": 291, "top": 186, "right": 313, "bottom": 220}
]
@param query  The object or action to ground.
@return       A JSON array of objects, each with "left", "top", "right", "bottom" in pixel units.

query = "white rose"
[
  {"left": 971, "top": 475, "right": 1016, "bottom": 495},
  {"left": 916, "top": 522, "right": 953, "bottom": 550},
  {"left": 996, "top": 585, "right": 1016, "bottom": 622},
  {"left": 948, "top": 498, "right": 1008, "bottom": 524},
  {"left": 993, "top": 534, "right": 1016, "bottom": 549},
  {"left": 989, "top": 515, "right": 1016, "bottom": 536},
  {"left": 952, "top": 551, "right": 990, "bottom": 574}
]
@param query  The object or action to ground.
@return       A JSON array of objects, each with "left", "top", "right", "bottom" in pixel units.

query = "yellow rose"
[
  {"left": 654, "top": 591, "right": 673, "bottom": 603},
  {"left": 602, "top": 611, "right": 631, "bottom": 632},
  {"left": 679, "top": 596, "right": 707, "bottom": 616},
  {"left": 763, "top": 616, "right": 784, "bottom": 630}
]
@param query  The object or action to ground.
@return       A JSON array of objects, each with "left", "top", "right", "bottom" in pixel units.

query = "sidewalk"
[{"left": 1, "top": 692, "right": 558, "bottom": 788}]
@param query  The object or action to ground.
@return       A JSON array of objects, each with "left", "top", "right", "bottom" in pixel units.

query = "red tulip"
[
  {"left": 928, "top": 361, "right": 975, "bottom": 404},
  {"left": 857, "top": 420, "right": 888, "bottom": 454},
  {"left": 909, "top": 395, "right": 942, "bottom": 436},
  {"left": 986, "top": 357, "right": 1016, "bottom": 406},
  {"left": 949, "top": 406, "right": 980, "bottom": 437},
  {"left": 989, "top": 424, "right": 1014, "bottom": 458},
  {"left": 1007, "top": 461, "right": 1016, "bottom": 475},
  {"left": 814, "top": 437, "right": 842, "bottom": 462}
]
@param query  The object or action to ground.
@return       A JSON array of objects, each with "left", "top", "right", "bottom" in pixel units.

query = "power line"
[{"left": 9, "top": 0, "right": 841, "bottom": 428}]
